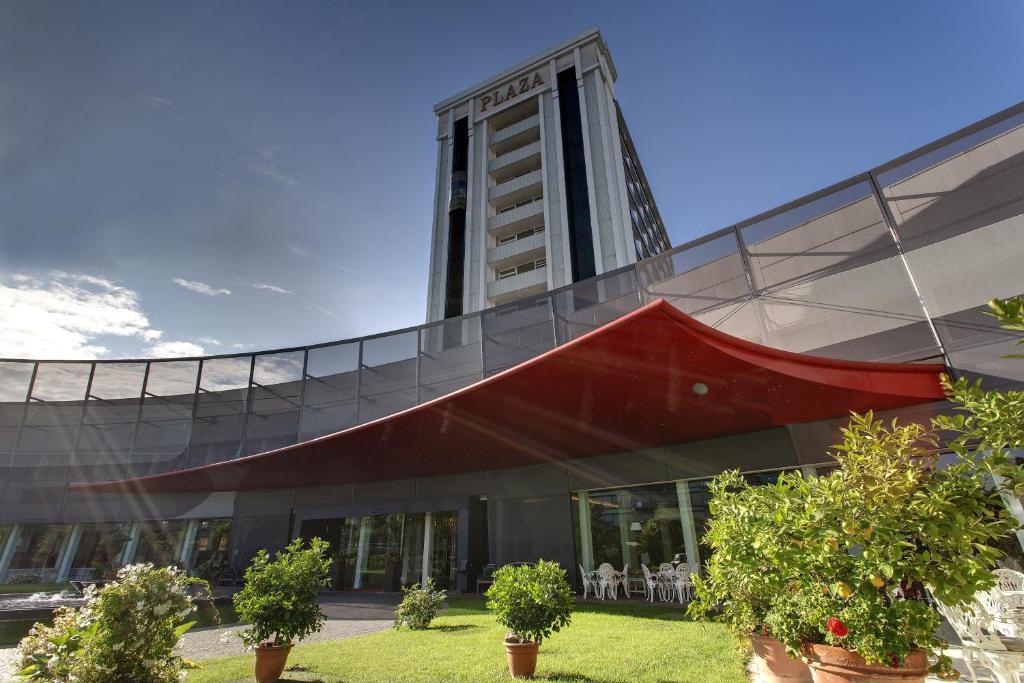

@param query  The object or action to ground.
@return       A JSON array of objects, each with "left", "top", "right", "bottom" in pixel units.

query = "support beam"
[
  {"left": 121, "top": 522, "right": 141, "bottom": 566},
  {"left": 55, "top": 524, "right": 83, "bottom": 583},
  {"left": 0, "top": 525, "right": 22, "bottom": 583},
  {"left": 576, "top": 491, "right": 594, "bottom": 572},
  {"left": 801, "top": 466, "right": 818, "bottom": 479},
  {"left": 353, "top": 517, "right": 370, "bottom": 590},
  {"left": 421, "top": 512, "right": 433, "bottom": 586},
  {"left": 675, "top": 481, "right": 702, "bottom": 572},
  {"left": 178, "top": 520, "right": 199, "bottom": 570}
]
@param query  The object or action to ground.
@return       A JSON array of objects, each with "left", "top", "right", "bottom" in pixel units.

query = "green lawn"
[{"left": 187, "top": 597, "right": 748, "bottom": 683}]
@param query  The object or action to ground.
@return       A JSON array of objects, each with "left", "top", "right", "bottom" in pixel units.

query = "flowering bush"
[
  {"left": 17, "top": 563, "right": 211, "bottom": 682},
  {"left": 233, "top": 537, "right": 331, "bottom": 648},
  {"left": 393, "top": 578, "right": 447, "bottom": 630},
  {"left": 485, "top": 560, "right": 573, "bottom": 644}
]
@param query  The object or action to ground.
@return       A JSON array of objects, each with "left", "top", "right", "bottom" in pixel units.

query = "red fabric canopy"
[{"left": 73, "top": 299, "right": 946, "bottom": 494}]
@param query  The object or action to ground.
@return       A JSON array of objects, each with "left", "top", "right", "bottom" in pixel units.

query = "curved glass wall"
[{"left": 0, "top": 102, "right": 1021, "bottom": 524}]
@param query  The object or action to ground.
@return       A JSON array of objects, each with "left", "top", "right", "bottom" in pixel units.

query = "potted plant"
[
  {"left": 233, "top": 538, "right": 331, "bottom": 683},
  {"left": 757, "top": 406, "right": 1024, "bottom": 682},
  {"left": 485, "top": 560, "right": 574, "bottom": 678},
  {"left": 689, "top": 471, "right": 812, "bottom": 683}
]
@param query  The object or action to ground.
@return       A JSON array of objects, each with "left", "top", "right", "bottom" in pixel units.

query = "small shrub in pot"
[{"left": 485, "top": 560, "right": 573, "bottom": 678}]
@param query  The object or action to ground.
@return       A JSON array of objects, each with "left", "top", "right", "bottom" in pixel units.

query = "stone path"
[{"left": 0, "top": 592, "right": 402, "bottom": 681}]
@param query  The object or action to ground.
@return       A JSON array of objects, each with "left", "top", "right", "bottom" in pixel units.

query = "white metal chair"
[
  {"left": 995, "top": 568, "right": 1024, "bottom": 593},
  {"left": 640, "top": 564, "right": 659, "bottom": 602},
  {"left": 578, "top": 564, "right": 599, "bottom": 599},
  {"left": 597, "top": 563, "right": 624, "bottom": 600},
  {"left": 672, "top": 564, "right": 693, "bottom": 603},
  {"left": 656, "top": 564, "right": 678, "bottom": 602},
  {"left": 620, "top": 563, "right": 631, "bottom": 598},
  {"left": 936, "top": 600, "right": 1024, "bottom": 683}
]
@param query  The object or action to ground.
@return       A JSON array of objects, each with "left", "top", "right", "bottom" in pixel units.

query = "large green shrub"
[
  {"left": 393, "top": 578, "right": 447, "bottom": 630},
  {"left": 233, "top": 537, "right": 332, "bottom": 648},
  {"left": 17, "top": 564, "right": 209, "bottom": 682},
  {"left": 485, "top": 560, "right": 573, "bottom": 644},
  {"left": 688, "top": 469, "right": 811, "bottom": 637}
]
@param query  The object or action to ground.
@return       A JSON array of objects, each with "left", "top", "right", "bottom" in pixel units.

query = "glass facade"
[
  {"left": 616, "top": 104, "right": 671, "bottom": 261},
  {"left": 298, "top": 511, "right": 458, "bottom": 591},
  {"left": 69, "top": 521, "right": 133, "bottom": 580}
]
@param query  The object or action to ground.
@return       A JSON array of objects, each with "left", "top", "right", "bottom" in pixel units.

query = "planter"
[
  {"left": 800, "top": 643, "right": 928, "bottom": 683},
  {"left": 751, "top": 633, "right": 812, "bottom": 682},
  {"left": 505, "top": 640, "right": 539, "bottom": 678},
  {"left": 254, "top": 642, "right": 293, "bottom": 683}
]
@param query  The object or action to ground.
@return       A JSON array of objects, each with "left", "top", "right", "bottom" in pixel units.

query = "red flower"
[{"left": 827, "top": 617, "right": 848, "bottom": 638}]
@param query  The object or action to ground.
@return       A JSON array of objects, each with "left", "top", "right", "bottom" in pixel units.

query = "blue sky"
[{"left": 1, "top": 0, "right": 1022, "bottom": 359}]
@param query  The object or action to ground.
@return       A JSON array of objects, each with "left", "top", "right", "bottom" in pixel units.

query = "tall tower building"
[{"left": 425, "top": 28, "right": 670, "bottom": 322}]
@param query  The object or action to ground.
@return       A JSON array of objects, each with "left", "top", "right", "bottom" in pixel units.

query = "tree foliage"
[{"left": 485, "top": 560, "right": 573, "bottom": 644}]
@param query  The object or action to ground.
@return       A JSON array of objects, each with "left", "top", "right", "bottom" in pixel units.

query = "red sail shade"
[{"left": 73, "top": 299, "right": 946, "bottom": 494}]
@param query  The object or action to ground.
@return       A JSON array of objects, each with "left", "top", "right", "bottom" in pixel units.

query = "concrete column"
[
  {"left": 421, "top": 512, "right": 433, "bottom": 586},
  {"left": 616, "top": 491, "right": 631, "bottom": 569},
  {"left": 55, "top": 524, "right": 83, "bottom": 583},
  {"left": 178, "top": 519, "right": 199, "bottom": 570},
  {"left": 801, "top": 466, "right": 818, "bottom": 479},
  {"left": 120, "top": 522, "right": 141, "bottom": 566},
  {"left": 675, "top": 481, "right": 702, "bottom": 572},
  {"left": 576, "top": 491, "right": 594, "bottom": 572},
  {"left": 353, "top": 517, "right": 370, "bottom": 590},
  {"left": 0, "top": 525, "right": 23, "bottom": 583}
]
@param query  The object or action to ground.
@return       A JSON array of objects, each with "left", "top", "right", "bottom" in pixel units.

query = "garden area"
[{"left": 186, "top": 598, "right": 747, "bottom": 683}]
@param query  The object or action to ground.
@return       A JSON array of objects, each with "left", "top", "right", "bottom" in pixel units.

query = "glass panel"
[
  {"left": 419, "top": 316, "right": 483, "bottom": 403},
  {"left": 0, "top": 362, "right": 34, "bottom": 403},
  {"left": 482, "top": 295, "right": 554, "bottom": 376},
  {"left": 69, "top": 522, "right": 133, "bottom": 581},
  {"left": 300, "top": 343, "right": 359, "bottom": 441},
  {"left": 7, "top": 523, "right": 69, "bottom": 582},
  {"left": 880, "top": 114, "right": 1024, "bottom": 386},
  {"left": 0, "top": 362, "right": 32, "bottom": 455},
  {"left": 0, "top": 479, "right": 67, "bottom": 522},
  {"left": 739, "top": 183, "right": 939, "bottom": 362},
  {"left": 78, "top": 363, "right": 146, "bottom": 464},
  {"left": 571, "top": 483, "right": 683, "bottom": 574},
  {"left": 132, "top": 361, "right": 198, "bottom": 475},
  {"left": 242, "top": 351, "right": 304, "bottom": 455},
  {"left": 428, "top": 511, "right": 458, "bottom": 590},
  {"left": 552, "top": 269, "right": 640, "bottom": 343},
  {"left": 688, "top": 471, "right": 786, "bottom": 564},
  {"left": 186, "top": 357, "right": 252, "bottom": 468},
  {"left": 359, "top": 332, "right": 418, "bottom": 423},
  {"left": 15, "top": 364, "right": 91, "bottom": 468},
  {"left": 184, "top": 518, "right": 232, "bottom": 581},
  {"left": 133, "top": 519, "right": 188, "bottom": 567},
  {"left": 400, "top": 512, "right": 426, "bottom": 586},
  {"left": 637, "top": 232, "right": 752, "bottom": 320}
]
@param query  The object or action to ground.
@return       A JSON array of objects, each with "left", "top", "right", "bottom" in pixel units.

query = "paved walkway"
[{"left": 0, "top": 592, "right": 402, "bottom": 681}]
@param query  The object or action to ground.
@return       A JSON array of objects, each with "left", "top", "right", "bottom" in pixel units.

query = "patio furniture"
[
  {"left": 641, "top": 564, "right": 659, "bottom": 602},
  {"left": 597, "top": 563, "right": 625, "bottom": 600},
  {"left": 476, "top": 563, "right": 497, "bottom": 594},
  {"left": 672, "top": 565, "right": 693, "bottom": 603},
  {"left": 579, "top": 565, "right": 600, "bottom": 598},
  {"left": 621, "top": 563, "right": 631, "bottom": 598},
  {"left": 936, "top": 600, "right": 1024, "bottom": 683}
]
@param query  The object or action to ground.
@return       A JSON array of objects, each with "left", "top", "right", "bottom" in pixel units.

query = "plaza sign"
[{"left": 479, "top": 70, "right": 545, "bottom": 114}]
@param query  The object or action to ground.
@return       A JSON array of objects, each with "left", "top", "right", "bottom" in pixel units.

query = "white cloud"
[
  {"left": 252, "top": 283, "right": 293, "bottom": 295},
  {"left": 198, "top": 337, "right": 222, "bottom": 346},
  {"left": 147, "top": 340, "right": 205, "bottom": 358},
  {"left": 314, "top": 306, "right": 341, "bottom": 321},
  {"left": 249, "top": 146, "right": 301, "bottom": 189},
  {"left": 0, "top": 272, "right": 162, "bottom": 359},
  {"left": 173, "top": 278, "right": 231, "bottom": 297},
  {"left": 139, "top": 94, "right": 174, "bottom": 108}
]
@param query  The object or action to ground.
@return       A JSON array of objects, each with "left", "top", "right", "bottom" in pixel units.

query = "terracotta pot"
[
  {"left": 751, "top": 633, "right": 812, "bottom": 682},
  {"left": 254, "top": 642, "right": 293, "bottom": 683},
  {"left": 800, "top": 643, "right": 928, "bottom": 683},
  {"left": 505, "top": 640, "right": 539, "bottom": 678}
]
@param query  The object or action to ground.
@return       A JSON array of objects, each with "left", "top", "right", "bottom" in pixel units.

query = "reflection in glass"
[
  {"left": 7, "top": 524, "right": 69, "bottom": 581},
  {"left": 185, "top": 518, "right": 232, "bottom": 580},
  {"left": 70, "top": 522, "right": 133, "bottom": 580},
  {"left": 133, "top": 520, "right": 188, "bottom": 567}
]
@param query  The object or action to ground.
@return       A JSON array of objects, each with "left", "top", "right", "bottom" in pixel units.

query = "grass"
[{"left": 186, "top": 597, "right": 748, "bottom": 683}]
